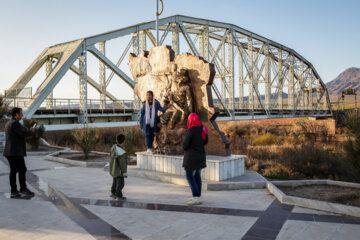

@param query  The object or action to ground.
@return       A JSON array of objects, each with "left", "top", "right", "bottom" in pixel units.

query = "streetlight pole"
[
  {"left": 156, "top": 0, "right": 159, "bottom": 46},
  {"left": 155, "top": 0, "right": 163, "bottom": 46}
]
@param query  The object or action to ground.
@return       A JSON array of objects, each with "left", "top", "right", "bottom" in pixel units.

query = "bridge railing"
[
  {"left": 3, "top": 97, "right": 138, "bottom": 115},
  {"left": 213, "top": 101, "right": 330, "bottom": 112}
]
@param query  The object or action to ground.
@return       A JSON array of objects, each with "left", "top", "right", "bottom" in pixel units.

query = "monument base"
[{"left": 135, "top": 152, "right": 246, "bottom": 181}]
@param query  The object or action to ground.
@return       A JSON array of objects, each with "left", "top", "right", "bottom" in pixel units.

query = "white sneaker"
[
  {"left": 146, "top": 148, "right": 153, "bottom": 153},
  {"left": 187, "top": 197, "right": 202, "bottom": 206}
]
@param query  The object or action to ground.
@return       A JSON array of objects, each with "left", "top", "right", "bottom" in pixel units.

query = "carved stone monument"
[{"left": 129, "top": 45, "right": 229, "bottom": 155}]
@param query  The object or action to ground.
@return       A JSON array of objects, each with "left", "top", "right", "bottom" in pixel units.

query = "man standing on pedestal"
[
  {"left": 139, "top": 91, "right": 168, "bottom": 153},
  {"left": 3, "top": 107, "right": 35, "bottom": 198}
]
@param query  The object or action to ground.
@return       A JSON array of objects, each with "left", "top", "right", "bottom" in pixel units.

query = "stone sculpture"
[{"left": 129, "top": 45, "right": 229, "bottom": 155}]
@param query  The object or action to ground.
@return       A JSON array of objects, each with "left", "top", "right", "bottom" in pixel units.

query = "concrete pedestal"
[{"left": 136, "top": 152, "right": 246, "bottom": 181}]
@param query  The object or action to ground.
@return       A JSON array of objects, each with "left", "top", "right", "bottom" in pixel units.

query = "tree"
[
  {"left": 0, "top": 95, "right": 7, "bottom": 118},
  {"left": 344, "top": 110, "right": 360, "bottom": 175},
  {"left": 23, "top": 118, "right": 45, "bottom": 150},
  {"left": 72, "top": 128, "right": 100, "bottom": 159}
]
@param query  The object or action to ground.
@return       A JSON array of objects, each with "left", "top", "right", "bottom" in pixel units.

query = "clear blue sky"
[{"left": 0, "top": 0, "right": 359, "bottom": 100}]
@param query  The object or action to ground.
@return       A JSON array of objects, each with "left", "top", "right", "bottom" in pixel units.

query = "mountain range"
[{"left": 326, "top": 67, "right": 360, "bottom": 96}]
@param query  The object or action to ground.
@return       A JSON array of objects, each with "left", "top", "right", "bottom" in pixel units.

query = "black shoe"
[
  {"left": 110, "top": 194, "right": 116, "bottom": 199},
  {"left": 10, "top": 191, "right": 20, "bottom": 198},
  {"left": 20, "top": 189, "right": 34, "bottom": 196},
  {"left": 116, "top": 196, "right": 126, "bottom": 201}
]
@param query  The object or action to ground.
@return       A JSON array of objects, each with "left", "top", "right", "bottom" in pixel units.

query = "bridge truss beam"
[{"left": 6, "top": 15, "right": 332, "bottom": 121}]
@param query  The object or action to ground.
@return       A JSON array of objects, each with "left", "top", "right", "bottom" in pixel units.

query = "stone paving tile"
[
  {"left": 0, "top": 198, "right": 96, "bottom": 240},
  {"left": 35, "top": 166, "right": 274, "bottom": 211},
  {"left": 0, "top": 160, "right": 9, "bottom": 174},
  {"left": 83, "top": 204, "right": 257, "bottom": 240},
  {"left": 292, "top": 206, "right": 340, "bottom": 216},
  {"left": 0, "top": 172, "right": 45, "bottom": 196},
  {"left": 24, "top": 155, "right": 69, "bottom": 170},
  {"left": 0, "top": 175, "right": 10, "bottom": 193},
  {"left": 276, "top": 220, "right": 360, "bottom": 240},
  {"left": 2, "top": 155, "right": 359, "bottom": 240}
]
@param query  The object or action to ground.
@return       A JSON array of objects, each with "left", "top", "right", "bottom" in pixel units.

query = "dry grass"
[
  {"left": 252, "top": 133, "right": 281, "bottom": 146},
  {"left": 246, "top": 143, "right": 359, "bottom": 182},
  {"left": 225, "top": 120, "right": 359, "bottom": 182},
  {"left": 44, "top": 118, "right": 359, "bottom": 182}
]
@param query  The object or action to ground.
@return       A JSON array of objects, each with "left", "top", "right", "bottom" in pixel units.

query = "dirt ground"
[
  {"left": 279, "top": 184, "right": 360, "bottom": 207},
  {"left": 57, "top": 152, "right": 109, "bottom": 162}
]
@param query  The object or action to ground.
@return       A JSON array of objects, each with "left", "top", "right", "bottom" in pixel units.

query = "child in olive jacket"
[{"left": 109, "top": 134, "right": 128, "bottom": 200}]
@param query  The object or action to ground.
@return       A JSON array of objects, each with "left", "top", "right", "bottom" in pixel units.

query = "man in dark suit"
[{"left": 3, "top": 107, "right": 35, "bottom": 197}]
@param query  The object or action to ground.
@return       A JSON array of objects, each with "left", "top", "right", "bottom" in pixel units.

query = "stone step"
[
  {"left": 136, "top": 152, "right": 246, "bottom": 181},
  {"left": 125, "top": 166, "right": 267, "bottom": 191}
]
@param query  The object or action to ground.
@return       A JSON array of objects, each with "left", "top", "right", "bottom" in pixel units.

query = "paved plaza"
[{"left": 0, "top": 154, "right": 360, "bottom": 240}]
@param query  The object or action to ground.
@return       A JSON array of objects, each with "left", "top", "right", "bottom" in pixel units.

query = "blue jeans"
[
  {"left": 186, "top": 170, "right": 202, "bottom": 197},
  {"left": 145, "top": 125, "right": 155, "bottom": 149}
]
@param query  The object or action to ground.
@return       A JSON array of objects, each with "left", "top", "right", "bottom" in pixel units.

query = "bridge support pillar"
[
  {"left": 264, "top": 45, "right": 271, "bottom": 110},
  {"left": 239, "top": 45, "right": 244, "bottom": 110},
  {"left": 288, "top": 55, "right": 295, "bottom": 111},
  {"left": 308, "top": 74, "right": 314, "bottom": 111},
  {"left": 248, "top": 37, "right": 254, "bottom": 112},
  {"left": 132, "top": 32, "right": 141, "bottom": 110},
  {"left": 220, "top": 41, "right": 226, "bottom": 104},
  {"left": 227, "top": 31, "right": 234, "bottom": 113},
  {"left": 172, "top": 23, "right": 180, "bottom": 56},
  {"left": 45, "top": 58, "right": 53, "bottom": 110},
  {"left": 139, "top": 30, "right": 147, "bottom": 52},
  {"left": 99, "top": 41, "right": 106, "bottom": 109},
  {"left": 198, "top": 27, "right": 209, "bottom": 61},
  {"left": 277, "top": 49, "right": 283, "bottom": 111},
  {"left": 316, "top": 78, "right": 321, "bottom": 111},
  {"left": 79, "top": 51, "right": 88, "bottom": 124},
  {"left": 300, "top": 62, "right": 306, "bottom": 111}
]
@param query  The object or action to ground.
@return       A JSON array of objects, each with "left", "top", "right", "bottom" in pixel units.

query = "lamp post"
[{"left": 155, "top": 0, "right": 164, "bottom": 46}]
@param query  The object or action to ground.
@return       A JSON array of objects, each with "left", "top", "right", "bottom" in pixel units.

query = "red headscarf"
[{"left": 187, "top": 113, "right": 208, "bottom": 140}]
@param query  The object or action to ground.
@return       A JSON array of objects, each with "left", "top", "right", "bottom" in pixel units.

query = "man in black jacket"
[{"left": 3, "top": 107, "right": 35, "bottom": 197}]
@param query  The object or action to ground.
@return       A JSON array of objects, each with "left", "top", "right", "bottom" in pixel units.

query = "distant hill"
[{"left": 326, "top": 67, "right": 360, "bottom": 96}]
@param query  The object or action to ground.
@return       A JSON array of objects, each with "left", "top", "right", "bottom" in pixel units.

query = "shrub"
[
  {"left": 252, "top": 133, "right": 281, "bottom": 146},
  {"left": 72, "top": 128, "right": 100, "bottom": 159},
  {"left": 23, "top": 118, "right": 45, "bottom": 150},
  {"left": 234, "top": 124, "right": 252, "bottom": 137},
  {"left": 119, "top": 128, "right": 136, "bottom": 157},
  {"left": 343, "top": 111, "right": 360, "bottom": 175},
  {"left": 0, "top": 95, "right": 7, "bottom": 118},
  {"left": 297, "top": 120, "right": 328, "bottom": 142}
]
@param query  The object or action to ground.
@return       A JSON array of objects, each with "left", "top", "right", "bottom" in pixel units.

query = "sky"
[{"left": 0, "top": 0, "right": 359, "bottom": 101}]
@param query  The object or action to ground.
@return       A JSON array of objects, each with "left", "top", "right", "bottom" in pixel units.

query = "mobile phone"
[{"left": 32, "top": 123, "right": 37, "bottom": 128}]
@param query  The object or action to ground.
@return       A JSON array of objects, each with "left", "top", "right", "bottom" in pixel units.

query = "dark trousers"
[
  {"left": 185, "top": 170, "right": 202, "bottom": 197},
  {"left": 145, "top": 125, "right": 155, "bottom": 149},
  {"left": 6, "top": 156, "right": 27, "bottom": 193},
  {"left": 111, "top": 177, "right": 125, "bottom": 197}
]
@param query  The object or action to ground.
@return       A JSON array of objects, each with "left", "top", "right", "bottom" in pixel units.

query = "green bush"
[
  {"left": 344, "top": 110, "right": 360, "bottom": 175},
  {"left": 23, "top": 118, "right": 45, "bottom": 150},
  {"left": 72, "top": 128, "right": 100, "bottom": 159},
  {"left": 252, "top": 133, "right": 281, "bottom": 146}
]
